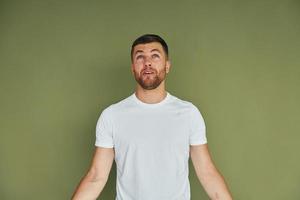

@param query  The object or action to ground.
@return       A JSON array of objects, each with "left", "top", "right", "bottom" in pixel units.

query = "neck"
[{"left": 134, "top": 81, "right": 167, "bottom": 104}]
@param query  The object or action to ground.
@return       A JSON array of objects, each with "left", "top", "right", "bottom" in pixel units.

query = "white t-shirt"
[{"left": 95, "top": 91, "right": 207, "bottom": 200}]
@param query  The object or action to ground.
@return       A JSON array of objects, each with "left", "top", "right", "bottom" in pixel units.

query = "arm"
[
  {"left": 71, "top": 147, "right": 115, "bottom": 200},
  {"left": 190, "top": 144, "right": 232, "bottom": 200}
]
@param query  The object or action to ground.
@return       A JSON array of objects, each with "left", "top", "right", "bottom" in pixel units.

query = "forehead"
[{"left": 133, "top": 42, "right": 164, "bottom": 54}]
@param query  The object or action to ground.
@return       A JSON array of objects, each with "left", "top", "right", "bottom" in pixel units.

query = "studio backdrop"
[{"left": 0, "top": 0, "right": 299, "bottom": 199}]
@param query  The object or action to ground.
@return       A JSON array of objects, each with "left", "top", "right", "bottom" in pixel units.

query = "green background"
[{"left": 0, "top": 0, "right": 299, "bottom": 199}]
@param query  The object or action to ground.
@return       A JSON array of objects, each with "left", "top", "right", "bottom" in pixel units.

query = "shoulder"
[
  {"left": 169, "top": 93, "right": 206, "bottom": 124},
  {"left": 99, "top": 94, "right": 135, "bottom": 116},
  {"left": 169, "top": 93, "right": 201, "bottom": 112}
]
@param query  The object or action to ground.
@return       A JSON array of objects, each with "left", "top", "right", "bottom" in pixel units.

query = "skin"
[
  {"left": 131, "top": 42, "right": 171, "bottom": 104},
  {"left": 71, "top": 42, "right": 233, "bottom": 200}
]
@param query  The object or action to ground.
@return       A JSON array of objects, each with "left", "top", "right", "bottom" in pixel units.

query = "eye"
[
  {"left": 152, "top": 54, "right": 160, "bottom": 59},
  {"left": 136, "top": 55, "right": 144, "bottom": 60}
]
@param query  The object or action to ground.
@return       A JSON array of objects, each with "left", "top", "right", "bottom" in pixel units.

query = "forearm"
[
  {"left": 198, "top": 170, "right": 232, "bottom": 200},
  {"left": 71, "top": 170, "right": 107, "bottom": 200}
]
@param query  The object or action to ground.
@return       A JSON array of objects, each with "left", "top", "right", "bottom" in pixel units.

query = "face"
[{"left": 131, "top": 42, "right": 171, "bottom": 90}]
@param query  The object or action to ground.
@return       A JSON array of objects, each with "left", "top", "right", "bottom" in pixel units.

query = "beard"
[{"left": 133, "top": 67, "right": 166, "bottom": 90}]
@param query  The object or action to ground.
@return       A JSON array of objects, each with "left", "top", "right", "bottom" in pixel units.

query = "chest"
[{"left": 113, "top": 110, "right": 190, "bottom": 149}]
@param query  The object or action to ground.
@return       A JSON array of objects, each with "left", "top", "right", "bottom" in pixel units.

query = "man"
[{"left": 72, "top": 34, "right": 232, "bottom": 200}]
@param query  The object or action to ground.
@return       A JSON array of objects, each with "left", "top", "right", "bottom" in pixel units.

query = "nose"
[{"left": 144, "top": 56, "right": 152, "bottom": 67}]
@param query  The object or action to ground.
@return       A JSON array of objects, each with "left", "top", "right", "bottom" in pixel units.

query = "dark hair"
[{"left": 131, "top": 34, "right": 169, "bottom": 62}]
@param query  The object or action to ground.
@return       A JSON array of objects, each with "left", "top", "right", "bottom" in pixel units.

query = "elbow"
[
  {"left": 198, "top": 170, "right": 219, "bottom": 184},
  {"left": 197, "top": 165, "right": 220, "bottom": 182},
  {"left": 86, "top": 168, "right": 108, "bottom": 183},
  {"left": 198, "top": 170, "right": 232, "bottom": 200}
]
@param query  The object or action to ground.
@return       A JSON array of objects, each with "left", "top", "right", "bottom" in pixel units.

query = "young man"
[{"left": 72, "top": 34, "right": 233, "bottom": 200}]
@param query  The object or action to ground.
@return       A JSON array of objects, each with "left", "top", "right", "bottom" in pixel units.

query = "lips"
[{"left": 142, "top": 70, "right": 155, "bottom": 75}]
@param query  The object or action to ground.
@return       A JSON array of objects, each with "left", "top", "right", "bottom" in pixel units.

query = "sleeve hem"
[
  {"left": 95, "top": 142, "right": 114, "bottom": 148},
  {"left": 189, "top": 140, "right": 207, "bottom": 146}
]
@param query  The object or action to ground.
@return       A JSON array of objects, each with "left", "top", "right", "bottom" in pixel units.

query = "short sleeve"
[
  {"left": 189, "top": 104, "right": 207, "bottom": 145},
  {"left": 95, "top": 107, "right": 114, "bottom": 148}
]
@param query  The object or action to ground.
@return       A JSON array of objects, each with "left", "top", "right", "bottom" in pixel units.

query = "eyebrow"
[
  {"left": 150, "top": 49, "right": 161, "bottom": 53},
  {"left": 134, "top": 48, "right": 162, "bottom": 56},
  {"left": 134, "top": 50, "right": 144, "bottom": 55}
]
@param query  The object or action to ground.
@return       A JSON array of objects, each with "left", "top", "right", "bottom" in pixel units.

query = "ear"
[
  {"left": 166, "top": 60, "right": 171, "bottom": 74},
  {"left": 131, "top": 63, "right": 134, "bottom": 75}
]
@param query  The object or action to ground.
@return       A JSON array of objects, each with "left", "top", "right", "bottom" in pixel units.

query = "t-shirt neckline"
[{"left": 132, "top": 91, "right": 171, "bottom": 107}]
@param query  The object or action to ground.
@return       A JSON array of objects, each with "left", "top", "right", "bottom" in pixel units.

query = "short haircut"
[{"left": 131, "top": 34, "right": 169, "bottom": 62}]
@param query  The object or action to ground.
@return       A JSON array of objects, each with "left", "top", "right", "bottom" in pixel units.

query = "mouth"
[{"left": 142, "top": 70, "right": 155, "bottom": 75}]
